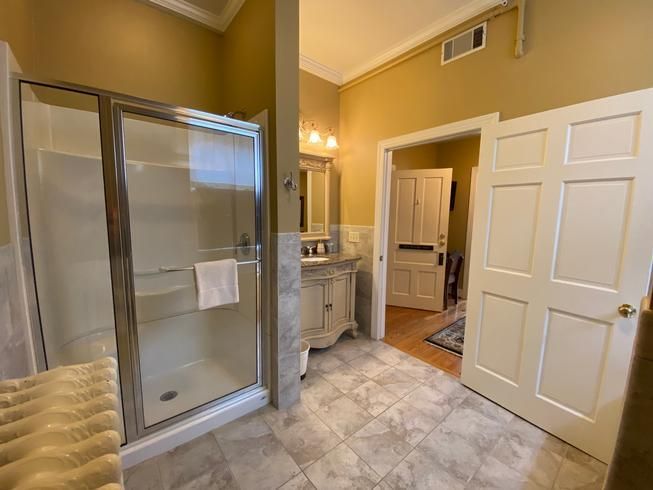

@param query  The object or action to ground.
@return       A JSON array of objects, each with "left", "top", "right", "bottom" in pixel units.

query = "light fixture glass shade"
[
  {"left": 308, "top": 129, "right": 322, "bottom": 144},
  {"left": 326, "top": 134, "right": 339, "bottom": 149}
]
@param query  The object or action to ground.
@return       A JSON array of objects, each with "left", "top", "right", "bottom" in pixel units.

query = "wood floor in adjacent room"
[{"left": 384, "top": 302, "right": 466, "bottom": 377}]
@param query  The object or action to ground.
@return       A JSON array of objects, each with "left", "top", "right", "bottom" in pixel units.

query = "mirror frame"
[{"left": 299, "top": 151, "right": 333, "bottom": 241}]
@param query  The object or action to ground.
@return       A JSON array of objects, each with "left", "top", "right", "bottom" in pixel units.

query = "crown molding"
[
  {"left": 341, "top": 0, "right": 504, "bottom": 83},
  {"left": 299, "top": 55, "right": 343, "bottom": 86},
  {"left": 144, "top": 0, "right": 245, "bottom": 33}
]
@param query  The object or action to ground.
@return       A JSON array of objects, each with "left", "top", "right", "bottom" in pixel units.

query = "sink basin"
[{"left": 301, "top": 257, "right": 330, "bottom": 263}]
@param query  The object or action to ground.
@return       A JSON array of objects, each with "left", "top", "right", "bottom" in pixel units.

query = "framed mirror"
[{"left": 299, "top": 152, "right": 332, "bottom": 241}]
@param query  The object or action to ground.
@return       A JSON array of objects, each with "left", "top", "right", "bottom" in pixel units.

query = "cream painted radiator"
[{"left": 0, "top": 358, "right": 123, "bottom": 489}]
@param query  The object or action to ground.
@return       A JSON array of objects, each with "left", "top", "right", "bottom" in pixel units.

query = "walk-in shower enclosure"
[{"left": 10, "top": 77, "right": 265, "bottom": 442}]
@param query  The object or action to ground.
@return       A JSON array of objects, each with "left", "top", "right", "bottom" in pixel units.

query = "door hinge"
[{"left": 379, "top": 255, "right": 384, "bottom": 262}]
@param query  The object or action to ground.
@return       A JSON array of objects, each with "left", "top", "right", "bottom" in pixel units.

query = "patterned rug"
[{"left": 424, "top": 317, "right": 465, "bottom": 356}]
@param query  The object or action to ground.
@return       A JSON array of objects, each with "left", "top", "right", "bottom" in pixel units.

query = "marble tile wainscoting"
[
  {"left": 124, "top": 334, "right": 607, "bottom": 490},
  {"left": 270, "top": 232, "right": 302, "bottom": 409},
  {"left": 329, "top": 225, "right": 340, "bottom": 253},
  {"left": 0, "top": 242, "right": 30, "bottom": 379},
  {"left": 339, "top": 225, "right": 374, "bottom": 336}
]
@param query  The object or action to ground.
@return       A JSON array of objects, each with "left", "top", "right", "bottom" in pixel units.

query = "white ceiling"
[{"left": 300, "top": 0, "right": 502, "bottom": 85}]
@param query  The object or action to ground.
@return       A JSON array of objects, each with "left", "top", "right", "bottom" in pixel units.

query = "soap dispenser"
[{"left": 317, "top": 240, "right": 325, "bottom": 255}]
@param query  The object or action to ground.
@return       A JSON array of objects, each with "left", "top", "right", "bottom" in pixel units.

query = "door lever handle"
[{"left": 618, "top": 304, "right": 637, "bottom": 318}]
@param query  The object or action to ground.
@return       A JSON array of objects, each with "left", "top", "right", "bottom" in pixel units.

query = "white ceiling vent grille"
[{"left": 441, "top": 22, "right": 487, "bottom": 65}]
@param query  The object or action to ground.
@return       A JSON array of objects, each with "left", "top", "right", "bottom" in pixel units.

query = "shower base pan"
[{"left": 141, "top": 358, "right": 255, "bottom": 427}]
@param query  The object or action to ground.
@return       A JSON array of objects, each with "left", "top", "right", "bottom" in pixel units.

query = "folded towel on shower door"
[{"left": 194, "top": 259, "right": 240, "bottom": 310}]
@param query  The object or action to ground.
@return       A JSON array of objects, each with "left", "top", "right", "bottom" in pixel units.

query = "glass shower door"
[
  {"left": 119, "top": 110, "right": 261, "bottom": 428},
  {"left": 18, "top": 83, "right": 126, "bottom": 439}
]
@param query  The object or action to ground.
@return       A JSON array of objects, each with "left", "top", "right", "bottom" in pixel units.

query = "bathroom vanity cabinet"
[{"left": 300, "top": 256, "right": 360, "bottom": 348}]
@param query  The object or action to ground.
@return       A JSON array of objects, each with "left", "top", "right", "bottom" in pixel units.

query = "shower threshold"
[{"left": 141, "top": 358, "right": 255, "bottom": 427}]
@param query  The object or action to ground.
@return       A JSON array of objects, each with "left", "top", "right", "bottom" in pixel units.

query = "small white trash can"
[{"left": 300, "top": 340, "right": 310, "bottom": 379}]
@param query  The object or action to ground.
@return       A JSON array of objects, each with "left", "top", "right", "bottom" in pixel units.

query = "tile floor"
[{"left": 124, "top": 335, "right": 607, "bottom": 490}]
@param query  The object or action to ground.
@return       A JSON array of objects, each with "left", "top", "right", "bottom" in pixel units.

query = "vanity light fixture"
[
  {"left": 308, "top": 123, "right": 323, "bottom": 144},
  {"left": 325, "top": 129, "right": 339, "bottom": 149},
  {"left": 299, "top": 115, "right": 338, "bottom": 150}
]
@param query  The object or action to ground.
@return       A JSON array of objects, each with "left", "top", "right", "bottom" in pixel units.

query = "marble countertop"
[{"left": 300, "top": 253, "right": 361, "bottom": 268}]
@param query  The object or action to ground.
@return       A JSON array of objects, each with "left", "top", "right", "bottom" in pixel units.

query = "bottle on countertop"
[{"left": 317, "top": 240, "right": 325, "bottom": 255}]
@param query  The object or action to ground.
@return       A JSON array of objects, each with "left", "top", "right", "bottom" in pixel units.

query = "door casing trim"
[{"left": 371, "top": 113, "right": 500, "bottom": 340}]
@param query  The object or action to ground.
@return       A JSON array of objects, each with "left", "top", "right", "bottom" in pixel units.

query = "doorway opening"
[
  {"left": 383, "top": 135, "right": 481, "bottom": 377},
  {"left": 369, "top": 113, "right": 499, "bottom": 376}
]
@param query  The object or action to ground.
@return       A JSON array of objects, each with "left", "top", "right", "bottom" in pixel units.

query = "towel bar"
[{"left": 134, "top": 259, "right": 260, "bottom": 276}]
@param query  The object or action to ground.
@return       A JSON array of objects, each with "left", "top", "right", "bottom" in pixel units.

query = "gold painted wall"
[
  {"left": 339, "top": 0, "right": 653, "bottom": 225},
  {"left": 221, "top": 0, "right": 282, "bottom": 231},
  {"left": 11, "top": 0, "right": 224, "bottom": 112},
  {"left": 300, "top": 71, "right": 340, "bottom": 140},
  {"left": 0, "top": 1, "right": 34, "bottom": 74},
  {"left": 223, "top": 0, "right": 298, "bottom": 233},
  {"left": 0, "top": 0, "right": 226, "bottom": 246},
  {"left": 392, "top": 144, "right": 438, "bottom": 171},
  {"left": 272, "top": 0, "right": 300, "bottom": 233},
  {"left": 223, "top": 0, "right": 275, "bottom": 125},
  {"left": 1, "top": 0, "right": 299, "bottom": 237},
  {"left": 436, "top": 136, "right": 480, "bottom": 254},
  {"left": 300, "top": 69, "right": 340, "bottom": 225}
]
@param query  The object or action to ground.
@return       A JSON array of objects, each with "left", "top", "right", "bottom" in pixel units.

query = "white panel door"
[
  {"left": 462, "top": 89, "right": 653, "bottom": 462},
  {"left": 387, "top": 168, "right": 452, "bottom": 311}
]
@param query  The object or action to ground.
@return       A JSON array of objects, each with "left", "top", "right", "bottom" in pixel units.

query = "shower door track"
[{"left": 9, "top": 74, "right": 267, "bottom": 444}]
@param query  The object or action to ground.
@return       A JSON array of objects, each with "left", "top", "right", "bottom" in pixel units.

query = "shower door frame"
[{"left": 10, "top": 75, "right": 268, "bottom": 443}]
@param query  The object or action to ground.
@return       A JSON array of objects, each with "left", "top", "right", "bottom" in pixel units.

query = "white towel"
[{"left": 194, "top": 259, "right": 240, "bottom": 310}]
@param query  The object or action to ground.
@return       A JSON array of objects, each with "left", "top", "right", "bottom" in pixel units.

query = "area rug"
[{"left": 424, "top": 317, "right": 465, "bottom": 356}]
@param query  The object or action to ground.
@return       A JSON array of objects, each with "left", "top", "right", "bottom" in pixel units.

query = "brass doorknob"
[{"left": 618, "top": 304, "right": 637, "bottom": 318}]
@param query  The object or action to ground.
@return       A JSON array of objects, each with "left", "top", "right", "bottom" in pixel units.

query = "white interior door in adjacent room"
[
  {"left": 462, "top": 89, "right": 653, "bottom": 462},
  {"left": 386, "top": 168, "right": 452, "bottom": 311}
]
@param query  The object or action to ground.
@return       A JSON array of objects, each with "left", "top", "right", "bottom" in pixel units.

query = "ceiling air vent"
[{"left": 441, "top": 22, "right": 487, "bottom": 65}]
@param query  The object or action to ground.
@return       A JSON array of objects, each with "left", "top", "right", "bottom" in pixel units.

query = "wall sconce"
[
  {"left": 325, "top": 128, "right": 339, "bottom": 149},
  {"left": 308, "top": 123, "right": 323, "bottom": 144},
  {"left": 299, "top": 115, "right": 338, "bottom": 150}
]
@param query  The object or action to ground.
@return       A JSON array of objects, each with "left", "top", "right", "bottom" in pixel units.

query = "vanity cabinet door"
[
  {"left": 330, "top": 274, "right": 352, "bottom": 329},
  {"left": 300, "top": 279, "right": 329, "bottom": 336}
]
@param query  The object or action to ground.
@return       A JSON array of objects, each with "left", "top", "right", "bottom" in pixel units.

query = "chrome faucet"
[{"left": 301, "top": 245, "right": 317, "bottom": 256}]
